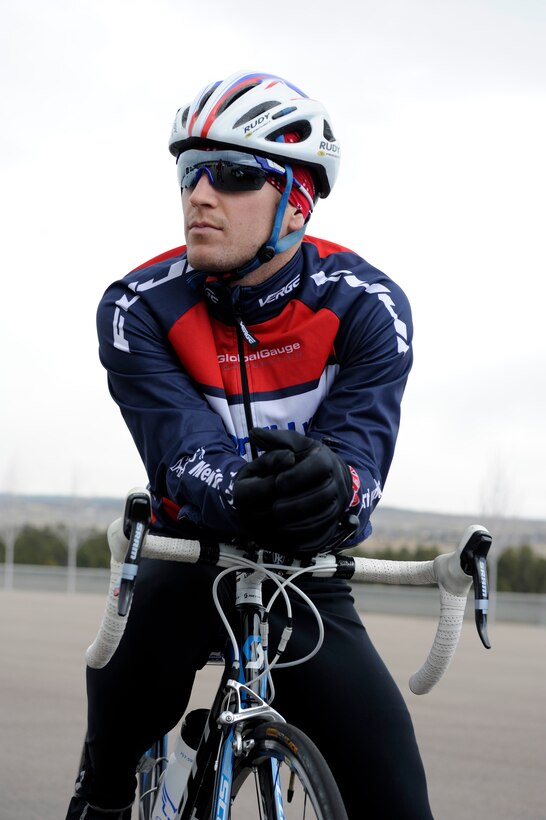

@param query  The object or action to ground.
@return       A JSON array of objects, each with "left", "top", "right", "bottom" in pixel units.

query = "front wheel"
[{"left": 228, "top": 721, "right": 348, "bottom": 820}]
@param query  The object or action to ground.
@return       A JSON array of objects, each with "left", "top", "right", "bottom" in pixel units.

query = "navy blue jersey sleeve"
[
  {"left": 308, "top": 276, "right": 413, "bottom": 542},
  {"left": 97, "top": 281, "right": 245, "bottom": 537}
]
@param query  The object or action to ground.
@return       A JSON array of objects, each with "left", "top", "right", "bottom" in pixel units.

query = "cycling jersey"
[{"left": 97, "top": 234, "right": 413, "bottom": 545}]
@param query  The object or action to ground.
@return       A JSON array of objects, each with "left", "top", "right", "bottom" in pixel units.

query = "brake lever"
[
  {"left": 118, "top": 489, "right": 152, "bottom": 616},
  {"left": 459, "top": 528, "right": 493, "bottom": 649}
]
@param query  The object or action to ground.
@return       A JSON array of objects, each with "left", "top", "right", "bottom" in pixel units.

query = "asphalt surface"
[{"left": 1, "top": 589, "right": 544, "bottom": 820}]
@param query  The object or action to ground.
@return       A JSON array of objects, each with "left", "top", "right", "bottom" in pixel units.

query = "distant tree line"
[
  {"left": 0, "top": 526, "right": 110, "bottom": 568},
  {"left": 1, "top": 528, "right": 546, "bottom": 593},
  {"left": 348, "top": 544, "right": 546, "bottom": 594}
]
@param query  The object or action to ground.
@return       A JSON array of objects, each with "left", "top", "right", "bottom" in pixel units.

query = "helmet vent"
[
  {"left": 218, "top": 82, "right": 261, "bottom": 116},
  {"left": 323, "top": 120, "right": 336, "bottom": 142},
  {"left": 180, "top": 107, "right": 189, "bottom": 128},
  {"left": 271, "top": 106, "right": 297, "bottom": 120},
  {"left": 266, "top": 120, "right": 311, "bottom": 143},
  {"left": 196, "top": 83, "right": 220, "bottom": 118},
  {"left": 233, "top": 101, "right": 279, "bottom": 128}
]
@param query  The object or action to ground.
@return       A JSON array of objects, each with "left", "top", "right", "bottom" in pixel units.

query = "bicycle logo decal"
[{"left": 242, "top": 635, "right": 265, "bottom": 670}]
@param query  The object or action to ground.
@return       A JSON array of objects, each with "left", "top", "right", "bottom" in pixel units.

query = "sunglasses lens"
[
  {"left": 181, "top": 161, "right": 268, "bottom": 192},
  {"left": 178, "top": 150, "right": 284, "bottom": 193}
]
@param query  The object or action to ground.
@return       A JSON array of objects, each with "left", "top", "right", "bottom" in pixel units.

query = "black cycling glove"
[{"left": 234, "top": 428, "right": 353, "bottom": 556}]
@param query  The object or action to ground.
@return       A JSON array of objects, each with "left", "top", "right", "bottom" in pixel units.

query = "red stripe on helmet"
[
  {"left": 199, "top": 73, "right": 273, "bottom": 138},
  {"left": 187, "top": 109, "right": 199, "bottom": 137}
]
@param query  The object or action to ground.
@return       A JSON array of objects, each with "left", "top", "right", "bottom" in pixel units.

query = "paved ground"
[{"left": 1, "top": 588, "right": 545, "bottom": 819}]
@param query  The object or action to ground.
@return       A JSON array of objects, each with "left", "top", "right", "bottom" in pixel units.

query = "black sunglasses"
[{"left": 177, "top": 149, "right": 285, "bottom": 193}]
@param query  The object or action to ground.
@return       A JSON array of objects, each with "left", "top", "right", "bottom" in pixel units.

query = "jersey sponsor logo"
[
  {"left": 237, "top": 320, "right": 258, "bottom": 347},
  {"left": 112, "top": 259, "right": 187, "bottom": 352},
  {"left": 258, "top": 274, "right": 300, "bottom": 307},
  {"left": 170, "top": 447, "right": 224, "bottom": 490},
  {"left": 127, "top": 258, "right": 186, "bottom": 294},
  {"left": 217, "top": 342, "right": 301, "bottom": 365},
  {"left": 113, "top": 307, "right": 131, "bottom": 352},
  {"left": 230, "top": 420, "right": 312, "bottom": 458},
  {"left": 361, "top": 479, "right": 382, "bottom": 509},
  {"left": 204, "top": 285, "right": 220, "bottom": 304},
  {"left": 188, "top": 459, "right": 224, "bottom": 489},
  {"left": 224, "top": 470, "right": 237, "bottom": 508},
  {"left": 310, "top": 269, "right": 409, "bottom": 355},
  {"left": 170, "top": 447, "right": 205, "bottom": 478}
]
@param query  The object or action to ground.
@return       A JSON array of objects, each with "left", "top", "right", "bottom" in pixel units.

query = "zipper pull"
[
  {"left": 235, "top": 315, "right": 260, "bottom": 348},
  {"left": 231, "top": 287, "right": 260, "bottom": 347}
]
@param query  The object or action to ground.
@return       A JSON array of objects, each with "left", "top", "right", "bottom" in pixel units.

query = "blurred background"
[
  {"left": 1, "top": 3, "right": 545, "bottom": 817},
  {"left": 1, "top": 0, "right": 545, "bottom": 519}
]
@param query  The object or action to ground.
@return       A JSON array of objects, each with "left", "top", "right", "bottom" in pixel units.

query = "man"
[{"left": 67, "top": 71, "right": 433, "bottom": 819}]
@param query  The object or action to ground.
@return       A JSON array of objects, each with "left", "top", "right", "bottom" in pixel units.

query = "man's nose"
[{"left": 189, "top": 170, "right": 217, "bottom": 203}]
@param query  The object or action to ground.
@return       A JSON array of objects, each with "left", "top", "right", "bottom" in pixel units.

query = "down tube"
[{"left": 213, "top": 728, "right": 235, "bottom": 820}]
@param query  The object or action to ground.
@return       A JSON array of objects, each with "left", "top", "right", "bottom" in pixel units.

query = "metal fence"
[{"left": 1, "top": 564, "right": 545, "bottom": 625}]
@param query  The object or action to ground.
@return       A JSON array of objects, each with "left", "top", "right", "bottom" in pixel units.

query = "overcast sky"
[{"left": 1, "top": 0, "right": 545, "bottom": 521}]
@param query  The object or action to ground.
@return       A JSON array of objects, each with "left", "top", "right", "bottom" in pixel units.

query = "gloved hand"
[{"left": 233, "top": 428, "right": 353, "bottom": 556}]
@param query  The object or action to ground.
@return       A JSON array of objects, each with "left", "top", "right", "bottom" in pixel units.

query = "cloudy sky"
[{"left": 1, "top": 0, "right": 545, "bottom": 520}]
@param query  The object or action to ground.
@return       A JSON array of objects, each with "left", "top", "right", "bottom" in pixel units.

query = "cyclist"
[{"left": 67, "top": 71, "right": 434, "bottom": 819}]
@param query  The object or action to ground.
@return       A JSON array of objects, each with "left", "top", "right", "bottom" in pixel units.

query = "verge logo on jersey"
[{"left": 258, "top": 274, "right": 301, "bottom": 307}]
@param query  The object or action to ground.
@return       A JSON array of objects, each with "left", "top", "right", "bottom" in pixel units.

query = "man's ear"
[{"left": 288, "top": 208, "right": 306, "bottom": 232}]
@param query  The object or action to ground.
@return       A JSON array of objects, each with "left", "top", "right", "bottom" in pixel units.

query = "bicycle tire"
[{"left": 227, "top": 721, "right": 348, "bottom": 820}]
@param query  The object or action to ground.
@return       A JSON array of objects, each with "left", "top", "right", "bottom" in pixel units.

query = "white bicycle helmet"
[{"left": 168, "top": 71, "right": 340, "bottom": 197}]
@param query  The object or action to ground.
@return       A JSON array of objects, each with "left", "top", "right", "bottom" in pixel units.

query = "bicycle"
[{"left": 85, "top": 489, "right": 492, "bottom": 819}]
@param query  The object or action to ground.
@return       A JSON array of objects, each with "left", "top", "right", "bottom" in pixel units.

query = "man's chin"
[{"left": 187, "top": 248, "right": 238, "bottom": 274}]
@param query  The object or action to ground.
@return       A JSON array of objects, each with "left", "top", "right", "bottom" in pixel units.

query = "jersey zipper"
[{"left": 232, "top": 293, "right": 260, "bottom": 460}]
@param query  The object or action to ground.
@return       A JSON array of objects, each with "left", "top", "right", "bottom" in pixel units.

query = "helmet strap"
[{"left": 231, "top": 164, "right": 305, "bottom": 280}]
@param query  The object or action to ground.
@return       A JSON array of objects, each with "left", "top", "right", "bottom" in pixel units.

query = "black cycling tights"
[{"left": 82, "top": 559, "right": 434, "bottom": 819}]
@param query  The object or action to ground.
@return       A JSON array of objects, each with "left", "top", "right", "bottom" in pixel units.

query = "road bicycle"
[{"left": 86, "top": 489, "right": 492, "bottom": 819}]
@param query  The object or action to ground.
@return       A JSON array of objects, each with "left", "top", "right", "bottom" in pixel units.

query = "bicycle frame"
[
  {"left": 85, "top": 488, "right": 493, "bottom": 819},
  {"left": 210, "top": 567, "right": 288, "bottom": 820},
  {"left": 151, "top": 566, "right": 288, "bottom": 820}
]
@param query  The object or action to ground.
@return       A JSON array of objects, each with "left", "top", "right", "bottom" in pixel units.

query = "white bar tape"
[
  {"left": 350, "top": 555, "right": 467, "bottom": 694},
  {"left": 85, "top": 522, "right": 481, "bottom": 687},
  {"left": 409, "top": 587, "right": 467, "bottom": 694},
  {"left": 406, "top": 528, "right": 477, "bottom": 694},
  {"left": 86, "top": 557, "right": 127, "bottom": 669},
  {"left": 352, "top": 557, "right": 436, "bottom": 585},
  {"left": 351, "top": 528, "right": 477, "bottom": 694},
  {"left": 85, "top": 522, "right": 203, "bottom": 669},
  {"left": 143, "top": 533, "right": 202, "bottom": 563}
]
